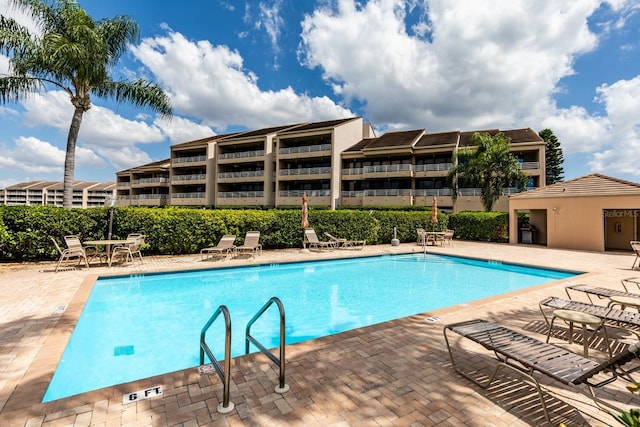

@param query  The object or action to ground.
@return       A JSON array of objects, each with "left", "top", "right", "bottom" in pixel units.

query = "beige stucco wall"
[{"left": 509, "top": 194, "right": 640, "bottom": 252}]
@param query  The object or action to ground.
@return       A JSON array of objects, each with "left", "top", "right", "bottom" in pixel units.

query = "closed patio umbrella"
[
  {"left": 301, "top": 192, "right": 309, "bottom": 228},
  {"left": 431, "top": 197, "right": 438, "bottom": 230}
]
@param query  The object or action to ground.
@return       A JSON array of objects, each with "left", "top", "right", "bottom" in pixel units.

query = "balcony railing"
[
  {"left": 363, "top": 164, "right": 412, "bottom": 173},
  {"left": 414, "top": 163, "right": 453, "bottom": 172},
  {"left": 172, "top": 174, "right": 207, "bottom": 182},
  {"left": 414, "top": 188, "right": 452, "bottom": 196},
  {"left": 341, "top": 168, "right": 364, "bottom": 175},
  {"left": 279, "top": 190, "right": 330, "bottom": 197},
  {"left": 219, "top": 150, "right": 265, "bottom": 160},
  {"left": 519, "top": 161, "right": 539, "bottom": 170},
  {"left": 117, "top": 182, "right": 131, "bottom": 187},
  {"left": 218, "top": 191, "right": 264, "bottom": 198},
  {"left": 132, "top": 177, "right": 169, "bottom": 184},
  {"left": 279, "top": 167, "right": 331, "bottom": 176},
  {"left": 172, "top": 192, "right": 206, "bottom": 199},
  {"left": 279, "top": 144, "right": 331, "bottom": 155},
  {"left": 172, "top": 155, "right": 207, "bottom": 163},
  {"left": 132, "top": 194, "right": 169, "bottom": 200},
  {"left": 217, "top": 171, "right": 265, "bottom": 179}
]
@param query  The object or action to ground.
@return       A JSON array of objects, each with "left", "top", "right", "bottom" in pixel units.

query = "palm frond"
[
  {"left": 94, "top": 79, "right": 173, "bottom": 118},
  {"left": 0, "top": 75, "right": 45, "bottom": 102}
]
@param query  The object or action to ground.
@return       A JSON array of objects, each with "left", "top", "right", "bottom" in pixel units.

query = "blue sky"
[{"left": 1, "top": 0, "right": 639, "bottom": 188}]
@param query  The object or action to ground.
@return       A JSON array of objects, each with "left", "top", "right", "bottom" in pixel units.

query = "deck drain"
[
  {"left": 114, "top": 345, "right": 135, "bottom": 356},
  {"left": 425, "top": 316, "right": 441, "bottom": 323},
  {"left": 53, "top": 305, "right": 67, "bottom": 314}
]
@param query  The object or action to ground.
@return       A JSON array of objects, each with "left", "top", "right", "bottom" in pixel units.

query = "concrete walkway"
[{"left": 1, "top": 241, "right": 639, "bottom": 426}]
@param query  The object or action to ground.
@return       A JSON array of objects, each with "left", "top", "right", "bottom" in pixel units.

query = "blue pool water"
[{"left": 43, "top": 253, "right": 576, "bottom": 402}]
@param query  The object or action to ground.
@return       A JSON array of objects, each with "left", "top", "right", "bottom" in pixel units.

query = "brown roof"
[
  {"left": 222, "top": 124, "right": 303, "bottom": 140},
  {"left": 116, "top": 158, "right": 170, "bottom": 174},
  {"left": 278, "top": 117, "right": 359, "bottom": 134},
  {"left": 510, "top": 174, "right": 640, "bottom": 199},
  {"left": 414, "top": 131, "right": 460, "bottom": 148},
  {"left": 501, "top": 128, "right": 543, "bottom": 143},
  {"left": 362, "top": 129, "right": 424, "bottom": 151},
  {"left": 458, "top": 129, "right": 500, "bottom": 147},
  {"left": 343, "top": 138, "right": 378, "bottom": 153},
  {"left": 171, "top": 132, "right": 237, "bottom": 148}
]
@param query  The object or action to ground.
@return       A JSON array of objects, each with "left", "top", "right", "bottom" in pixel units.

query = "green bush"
[
  {"left": 447, "top": 211, "right": 509, "bottom": 242},
  {"left": 0, "top": 205, "right": 510, "bottom": 261}
]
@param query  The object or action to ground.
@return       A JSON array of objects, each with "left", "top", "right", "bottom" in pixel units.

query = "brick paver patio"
[{"left": 1, "top": 241, "right": 639, "bottom": 426}]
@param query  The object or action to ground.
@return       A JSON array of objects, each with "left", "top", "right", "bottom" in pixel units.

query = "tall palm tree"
[
  {"left": 0, "top": 0, "right": 172, "bottom": 208},
  {"left": 447, "top": 132, "right": 528, "bottom": 212}
]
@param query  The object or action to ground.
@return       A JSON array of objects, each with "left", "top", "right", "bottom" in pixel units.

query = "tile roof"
[
  {"left": 510, "top": 174, "right": 640, "bottom": 199},
  {"left": 221, "top": 124, "right": 303, "bottom": 140},
  {"left": 458, "top": 129, "right": 500, "bottom": 147},
  {"left": 359, "top": 129, "right": 424, "bottom": 151},
  {"left": 278, "top": 117, "right": 359, "bottom": 133},
  {"left": 502, "top": 128, "right": 543, "bottom": 143},
  {"left": 414, "top": 131, "right": 460, "bottom": 148}
]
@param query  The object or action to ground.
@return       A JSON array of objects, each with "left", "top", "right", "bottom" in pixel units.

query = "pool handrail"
[
  {"left": 199, "top": 305, "right": 234, "bottom": 413},
  {"left": 245, "top": 296, "right": 289, "bottom": 393}
]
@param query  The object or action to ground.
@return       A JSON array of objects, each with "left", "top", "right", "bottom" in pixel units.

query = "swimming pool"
[{"left": 43, "top": 253, "right": 576, "bottom": 402}]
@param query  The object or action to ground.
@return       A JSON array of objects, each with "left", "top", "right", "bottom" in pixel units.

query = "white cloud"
[
  {"left": 0, "top": 136, "right": 104, "bottom": 174},
  {"left": 129, "top": 30, "right": 353, "bottom": 131},
  {"left": 153, "top": 116, "right": 214, "bottom": 145}
]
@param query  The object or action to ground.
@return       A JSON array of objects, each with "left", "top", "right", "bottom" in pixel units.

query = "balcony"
[
  {"left": 131, "top": 193, "right": 168, "bottom": 206},
  {"left": 414, "top": 163, "right": 452, "bottom": 177},
  {"left": 279, "top": 167, "right": 331, "bottom": 180},
  {"left": 278, "top": 189, "right": 331, "bottom": 206},
  {"left": 132, "top": 177, "right": 169, "bottom": 187},
  {"left": 170, "top": 192, "right": 206, "bottom": 206},
  {"left": 278, "top": 143, "right": 331, "bottom": 159},
  {"left": 217, "top": 171, "right": 265, "bottom": 183},
  {"left": 217, "top": 190, "right": 264, "bottom": 206},
  {"left": 341, "top": 168, "right": 364, "bottom": 178},
  {"left": 363, "top": 164, "right": 412, "bottom": 178},
  {"left": 172, "top": 155, "right": 207, "bottom": 165},
  {"left": 342, "top": 189, "right": 412, "bottom": 207},
  {"left": 218, "top": 149, "right": 265, "bottom": 163},
  {"left": 172, "top": 174, "right": 207, "bottom": 183},
  {"left": 519, "top": 161, "right": 539, "bottom": 170},
  {"left": 117, "top": 181, "right": 131, "bottom": 187}
]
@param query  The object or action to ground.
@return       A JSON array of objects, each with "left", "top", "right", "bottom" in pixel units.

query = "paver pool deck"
[{"left": 1, "top": 241, "right": 640, "bottom": 426}]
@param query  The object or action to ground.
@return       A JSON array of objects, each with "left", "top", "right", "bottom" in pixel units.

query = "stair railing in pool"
[
  {"left": 199, "top": 305, "right": 234, "bottom": 413},
  {"left": 245, "top": 296, "right": 289, "bottom": 394}
]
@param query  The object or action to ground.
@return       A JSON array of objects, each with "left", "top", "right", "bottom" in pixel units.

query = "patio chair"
[
  {"left": 539, "top": 296, "right": 640, "bottom": 339},
  {"left": 109, "top": 234, "right": 145, "bottom": 267},
  {"left": 324, "top": 232, "right": 366, "bottom": 250},
  {"left": 235, "top": 231, "right": 262, "bottom": 257},
  {"left": 201, "top": 235, "right": 236, "bottom": 260},
  {"left": 442, "top": 229, "right": 454, "bottom": 246},
  {"left": 444, "top": 319, "right": 640, "bottom": 422},
  {"left": 50, "top": 236, "right": 90, "bottom": 272},
  {"left": 416, "top": 228, "right": 426, "bottom": 246},
  {"left": 632, "top": 241, "right": 640, "bottom": 270},
  {"left": 565, "top": 283, "right": 640, "bottom": 304},
  {"left": 303, "top": 228, "right": 336, "bottom": 251}
]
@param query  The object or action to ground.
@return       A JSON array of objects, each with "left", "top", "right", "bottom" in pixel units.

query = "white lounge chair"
[
  {"left": 201, "top": 235, "right": 236, "bottom": 260},
  {"left": 303, "top": 229, "right": 336, "bottom": 251},
  {"left": 236, "top": 231, "right": 262, "bottom": 257}
]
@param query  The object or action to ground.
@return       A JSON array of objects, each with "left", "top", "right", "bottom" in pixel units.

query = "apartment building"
[
  {"left": 0, "top": 181, "right": 116, "bottom": 208},
  {"left": 115, "top": 117, "right": 545, "bottom": 211}
]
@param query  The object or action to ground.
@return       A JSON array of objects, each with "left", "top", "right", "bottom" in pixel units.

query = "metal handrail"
[
  {"left": 245, "top": 297, "right": 289, "bottom": 394},
  {"left": 199, "top": 305, "right": 234, "bottom": 413}
]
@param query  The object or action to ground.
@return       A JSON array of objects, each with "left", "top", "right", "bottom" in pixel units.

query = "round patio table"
[{"left": 546, "top": 309, "right": 611, "bottom": 357}]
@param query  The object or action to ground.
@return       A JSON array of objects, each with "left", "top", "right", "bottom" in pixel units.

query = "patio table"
[{"left": 84, "top": 239, "right": 134, "bottom": 266}]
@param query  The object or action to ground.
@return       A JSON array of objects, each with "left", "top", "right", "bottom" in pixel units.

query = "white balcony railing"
[
  {"left": 278, "top": 189, "right": 331, "bottom": 197},
  {"left": 172, "top": 174, "right": 207, "bottom": 182},
  {"left": 519, "top": 161, "right": 539, "bottom": 170},
  {"left": 172, "top": 155, "right": 206, "bottom": 163},
  {"left": 218, "top": 191, "right": 264, "bottom": 198},
  {"left": 341, "top": 168, "right": 364, "bottom": 175},
  {"left": 219, "top": 150, "right": 265, "bottom": 160},
  {"left": 132, "top": 194, "right": 169, "bottom": 200},
  {"left": 363, "top": 164, "right": 412, "bottom": 173},
  {"left": 279, "top": 167, "right": 331, "bottom": 176},
  {"left": 217, "top": 170, "right": 265, "bottom": 179},
  {"left": 414, "top": 188, "right": 452, "bottom": 196},
  {"left": 132, "top": 177, "right": 169, "bottom": 184},
  {"left": 414, "top": 163, "right": 453, "bottom": 172},
  {"left": 172, "top": 192, "right": 206, "bottom": 199},
  {"left": 279, "top": 144, "right": 331, "bottom": 155}
]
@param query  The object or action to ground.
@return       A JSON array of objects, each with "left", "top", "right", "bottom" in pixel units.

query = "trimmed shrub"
[{"left": 447, "top": 211, "right": 509, "bottom": 242}]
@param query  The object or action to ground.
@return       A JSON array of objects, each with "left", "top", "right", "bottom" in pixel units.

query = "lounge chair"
[
  {"left": 565, "top": 283, "right": 640, "bottom": 304},
  {"left": 201, "top": 235, "right": 236, "bottom": 260},
  {"left": 632, "top": 241, "right": 640, "bottom": 270},
  {"left": 324, "top": 232, "right": 365, "bottom": 250},
  {"left": 442, "top": 229, "right": 454, "bottom": 246},
  {"left": 303, "top": 229, "right": 336, "bottom": 251},
  {"left": 236, "top": 231, "right": 262, "bottom": 257},
  {"left": 444, "top": 319, "right": 640, "bottom": 422},
  {"left": 109, "top": 234, "right": 145, "bottom": 267},
  {"left": 540, "top": 296, "right": 640, "bottom": 339},
  {"left": 51, "top": 236, "right": 90, "bottom": 272}
]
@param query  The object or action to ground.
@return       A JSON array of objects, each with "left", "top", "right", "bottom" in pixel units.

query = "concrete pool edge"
[{"left": 1, "top": 242, "right": 636, "bottom": 425}]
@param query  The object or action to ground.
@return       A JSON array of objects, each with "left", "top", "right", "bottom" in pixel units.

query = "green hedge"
[{"left": 0, "top": 206, "right": 508, "bottom": 261}]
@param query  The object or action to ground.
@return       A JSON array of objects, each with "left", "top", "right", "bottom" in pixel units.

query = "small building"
[{"left": 508, "top": 174, "right": 640, "bottom": 251}]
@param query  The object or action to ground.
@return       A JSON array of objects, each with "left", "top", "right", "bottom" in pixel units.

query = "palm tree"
[
  {"left": 0, "top": 0, "right": 172, "bottom": 208},
  {"left": 447, "top": 132, "right": 528, "bottom": 212}
]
